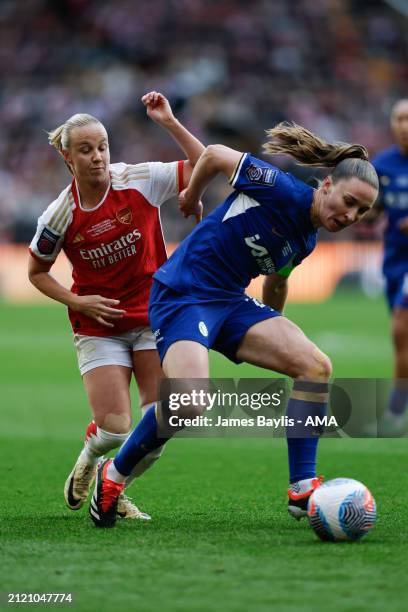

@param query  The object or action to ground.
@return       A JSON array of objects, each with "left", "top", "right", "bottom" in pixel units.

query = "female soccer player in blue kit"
[
  {"left": 371, "top": 99, "right": 408, "bottom": 434},
  {"left": 89, "top": 122, "right": 379, "bottom": 528}
]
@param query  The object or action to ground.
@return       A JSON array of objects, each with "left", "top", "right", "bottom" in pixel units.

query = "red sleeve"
[{"left": 177, "top": 160, "right": 185, "bottom": 193}]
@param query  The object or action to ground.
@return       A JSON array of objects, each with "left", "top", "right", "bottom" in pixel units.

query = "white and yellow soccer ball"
[{"left": 307, "top": 478, "right": 376, "bottom": 542}]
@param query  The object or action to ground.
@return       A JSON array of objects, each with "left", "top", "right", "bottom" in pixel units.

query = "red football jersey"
[{"left": 30, "top": 160, "right": 184, "bottom": 336}]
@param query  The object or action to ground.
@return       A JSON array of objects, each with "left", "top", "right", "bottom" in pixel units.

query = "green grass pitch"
[{"left": 1, "top": 291, "right": 407, "bottom": 611}]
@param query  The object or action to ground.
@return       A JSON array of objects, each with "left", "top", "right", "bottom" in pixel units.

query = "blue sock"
[
  {"left": 388, "top": 386, "right": 408, "bottom": 417},
  {"left": 286, "top": 381, "right": 328, "bottom": 484},
  {"left": 114, "top": 405, "right": 167, "bottom": 476}
]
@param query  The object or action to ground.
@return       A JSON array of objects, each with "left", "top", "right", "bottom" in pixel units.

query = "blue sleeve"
[
  {"left": 229, "top": 153, "right": 299, "bottom": 207},
  {"left": 371, "top": 155, "right": 382, "bottom": 177},
  {"left": 371, "top": 155, "right": 385, "bottom": 208}
]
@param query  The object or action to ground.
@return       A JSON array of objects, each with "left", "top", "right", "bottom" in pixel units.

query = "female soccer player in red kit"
[{"left": 28, "top": 92, "right": 204, "bottom": 519}]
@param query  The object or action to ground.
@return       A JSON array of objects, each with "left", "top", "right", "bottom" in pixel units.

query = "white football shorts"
[{"left": 74, "top": 327, "right": 156, "bottom": 376}]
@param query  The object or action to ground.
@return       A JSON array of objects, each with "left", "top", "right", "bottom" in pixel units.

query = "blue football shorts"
[
  {"left": 148, "top": 280, "right": 281, "bottom": 364},
  {"left": 385, "top": 272, "right": 408, "bottom": 310}
]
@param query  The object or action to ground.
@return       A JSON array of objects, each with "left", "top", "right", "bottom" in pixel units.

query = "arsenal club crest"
[{"left": 116, "top": 207, "right": 132, "bottom": 224}]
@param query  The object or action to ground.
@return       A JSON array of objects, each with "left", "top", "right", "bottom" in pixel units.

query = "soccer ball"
[{"left": 307, "top": 478, "right": 376, "bottom": 542}]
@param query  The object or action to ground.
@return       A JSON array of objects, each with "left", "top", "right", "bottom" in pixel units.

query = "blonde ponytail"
[
  {"left": 48, "top": 113, "right": 102, "bottom": 152},
  {"left": 47, "top": 124, "right": 66, "bottom": 153}
]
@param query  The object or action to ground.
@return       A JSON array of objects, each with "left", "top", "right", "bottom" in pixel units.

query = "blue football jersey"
[
  {"left": 154, "top": 153, "right": 317, "bottom": 298},
  {"left": 372, "top": 146, "right": 408, "bottom": 278}
]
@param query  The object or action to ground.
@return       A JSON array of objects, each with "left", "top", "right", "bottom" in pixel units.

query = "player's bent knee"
[
  {"left": 310, "top": 348, "right": 332, "bottom": 381},
  {"left": 95, "top": 412, "right": 132, "bottom": 434},
  {"left": 295, "top": 346, "right": 332, "bottom": 381},
  {"left": 320, "top": 353, "right": 333, "bottom": 380}
]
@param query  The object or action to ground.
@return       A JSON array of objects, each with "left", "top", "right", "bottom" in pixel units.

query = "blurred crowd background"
[{"left": 0, "top": 0, "right": 407, "bottom": 243}]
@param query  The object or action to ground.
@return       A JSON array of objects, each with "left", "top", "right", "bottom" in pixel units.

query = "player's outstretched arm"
[
  {"left": 142, "top": 91, "right": 204, "bottom": 187},
  {"left": 179, "top": 144, "right": 243, "bottom": 218},
  {"left": 28, "top": 256, "right": 126, "bottom": 327},
  {"left": 262, "top": 273, "right": 289, "bottom": 313}
]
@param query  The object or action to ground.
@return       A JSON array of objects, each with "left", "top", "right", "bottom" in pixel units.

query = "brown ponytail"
[
  {"left": 263, "top": 121, "right": 369, "bottom": 167},
  {"left": 263, "top": 121, "right": 378, "bottom": 189}
]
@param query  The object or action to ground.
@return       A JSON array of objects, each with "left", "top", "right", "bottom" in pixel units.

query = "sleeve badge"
[{"left": 37, "top": 227, "right": 59, "bottom": 255}]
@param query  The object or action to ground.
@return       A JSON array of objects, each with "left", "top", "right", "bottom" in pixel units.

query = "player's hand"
[
  {"left": 72, "top": 295, "right": 126, "bottom": 328},
  {"left": 397, "top": 216, "right": 408, "bottom": 235},
  {"left": 142, "top": 91, "right": 175, "bottom": 127},
  {"left": 178, "top": 188, "right": 203, "bottom": 223}
]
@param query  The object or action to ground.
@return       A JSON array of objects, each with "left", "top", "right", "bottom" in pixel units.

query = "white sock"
[
  {"left": 107, "top": 460, "right": 127, "bottom": 484},
  {"left": 79, "top": 424, "right": 130, "bottom": 466}
]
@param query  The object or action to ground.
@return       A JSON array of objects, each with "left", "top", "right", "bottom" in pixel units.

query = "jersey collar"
[{"left": 72, "top": 178, "right": 111, "bottom": 212}]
